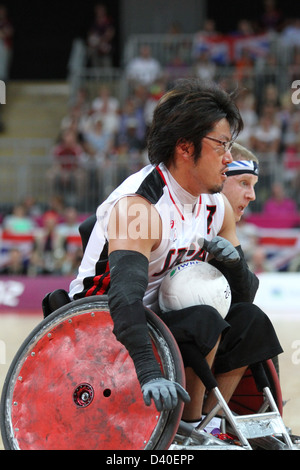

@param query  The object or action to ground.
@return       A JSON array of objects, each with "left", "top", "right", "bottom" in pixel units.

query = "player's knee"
[
  {"left": 229, "top": 302, "right": 268, "bottom": 326},
  {"left": 186, "top": 304, "right": 227, "bottom": 330}
]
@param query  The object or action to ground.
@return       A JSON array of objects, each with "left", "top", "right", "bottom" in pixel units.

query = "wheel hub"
[{"left": 73, "top": 383, "right": 94, "bottom": 407}]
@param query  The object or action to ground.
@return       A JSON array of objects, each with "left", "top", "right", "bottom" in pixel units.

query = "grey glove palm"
[
  {"left": 199, "top": 236, "right": 240, "bottom": 266},
  {"left": 142, "top": 378, "right": 190, "bottom": 411}
]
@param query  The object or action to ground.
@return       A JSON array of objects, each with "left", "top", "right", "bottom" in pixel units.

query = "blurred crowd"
[
  {"left": 0, "top": 196, "right": 84, "bottom": 277},
  {"left": 1, "top": 1, "right": 300, "bottom": 276},
  {"left": 45, "top": 82, "right": 150, "bottom": 207},
  {"left": 44, "top": 2, "right": 300, "bottom": 211}
]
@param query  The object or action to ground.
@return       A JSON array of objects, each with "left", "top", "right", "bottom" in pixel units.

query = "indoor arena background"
[{"left": 1, "top": 0, "right": 300, "bottom": 449}]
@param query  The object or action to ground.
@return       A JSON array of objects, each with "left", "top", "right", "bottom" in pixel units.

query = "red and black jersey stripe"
[{"left": 73, "top": 241, "right": 110, "bottom": 299}]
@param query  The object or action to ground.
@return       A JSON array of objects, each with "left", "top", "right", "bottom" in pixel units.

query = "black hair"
[{"left": 147, "top": 79, "right": 243, "bottom": 166}]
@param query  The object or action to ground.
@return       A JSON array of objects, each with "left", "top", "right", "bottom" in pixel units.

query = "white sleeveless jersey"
[{"left": 69, "top": 163, "right": 225, "bottom": 311}]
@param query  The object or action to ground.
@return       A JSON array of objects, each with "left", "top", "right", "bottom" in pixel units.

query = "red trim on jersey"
[
  {"left": 156, "top": 166, "right": 202, "bottom": 219},
  {"left": 156, "top": 166, "right": 185, "bottom": 220},
  {"left": 85, "top": 263, "right": 111, "bottom": 297},
  {"left": 196, "top": 195, "right": 202, "bottom": 217}
]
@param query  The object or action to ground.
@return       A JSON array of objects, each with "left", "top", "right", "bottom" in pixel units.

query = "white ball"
[{"left": 158, "top": 260, "right": 231, "bottom": 318}]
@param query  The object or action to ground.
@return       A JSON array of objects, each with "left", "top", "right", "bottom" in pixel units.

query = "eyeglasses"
[{"left": 203, "top": 136, "right": 234, "bottom": 153}]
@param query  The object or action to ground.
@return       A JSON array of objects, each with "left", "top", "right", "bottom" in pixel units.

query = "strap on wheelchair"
[
  {"left": 42, "top": 289, "right": 71, "bottom": 318},
  {"left": 197, "top": 356, "right": 218, "bottom": 391},
  {"left": 250, "top": 362, "right": 270, "bottom": 392}
]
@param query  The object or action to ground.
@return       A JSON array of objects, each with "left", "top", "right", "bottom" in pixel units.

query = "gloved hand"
[
  {"left": 142, "top": 378, "right": 190, "bottom": 411},
  {"left": 199, "top": 236, "right": 240, "bottom": 266}
]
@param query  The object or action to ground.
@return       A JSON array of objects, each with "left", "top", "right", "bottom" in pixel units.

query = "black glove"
[
  {"left": 199, "top": 236, "right": 240, "bottom": 266},
  {"left": 142, "top": 378, "right": 190, "bottom": 411}
]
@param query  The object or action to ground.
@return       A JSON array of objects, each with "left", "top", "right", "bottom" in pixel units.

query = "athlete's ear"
[{"left": 176, "top": 139, "right": 194, "bottom": 159}]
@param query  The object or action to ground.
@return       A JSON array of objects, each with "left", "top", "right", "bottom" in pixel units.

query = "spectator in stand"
[
  {"left": 234, "top": 92, "right": 258, "bottom": 148},
  {"left": 192, "top": 19, "right": 227, "bottom": 66},
  {"left": 60, "top": 88, "right": 92, "bottom": 142},
  {"left": 282, "top": 106, "right": 300, "bottom": 152},
  {"left": 283, "top": 105, "right": 300, "bottom": 148},
  {"left": 0, "top": 247, "right": 28, "bottom": 275},
  {"left": 91, "top": 85, "right": 119, "bottom": 114},
  {"left": 281, "top": 19, "right": 300, "bottom": 47},
  {"left": 143, "top": 80, "right": 166, "bottom": 132},
  {"left": 117, "top": 96, "right": 146, "bottom": 148},
  {"left": 46, "top": 128, "right": 87, "bottom": 204},
  {"left": 46, "top": 195, "right": 66, "bottom": 222},
  {"left": 250, "top": 105, "right": 281, "bottom": 154},
  {"left": 163, "top": 20, "right": 189, "bottom": 66},
  {"left": 254, "top": 53, "right": 280, "bottom": 115},
  {"left": 165, "top": 54, "right": 190, "bottom": 84},
  {"left": 130, "top": 83, "right": 149, "bottom": 111},
  {"left": 2, "top": 204, "right": 35, "bottom": 234},
  {"left": 86, "top": 3, "right": 115, "bottom": 67},
  {"left": 115, "top": 117, "right": 145, "bottom": 154},
  {"left": 233, "top": 47, "right": 254, "bottom": 85},
  {"left": 82, "top": 114, "right": 113, "bottom": 159},
  {"left": 262, "top": 83, "right": 281, "bottom": 111},
  {"left": 259, "top": 0, "right": 284, "bottom": 33},
  {"left": 56, "top": 206, "right": 82, "bottom": 275},
  {"left": 288, "top": 47, "right": 300, "bottom": 84},
  {"left": 288, "top": 238, "right": 300, "bottom": 272},
  {"left": 29, "top": 210, "right": 63, "bottom": 275},
  {"left": 125, "top": 44, "right": 162, "bottom": 88},
  {"left": 81, "top": 115, "right": 114, "bottom": 203},
  {"left": 248, "top": 246, "right": 273, "bottom": 274},
  {"left": 112, "top": 141, "right": 132, "bottom": 185},
  {"left": 1, "top": 204, "right": 35, "bottom": 274},
  {"left": 275, "top": 92, "right": 295, "bottom": 153},
  {"left": 60, "top": 104, "right": 91, "bottom": 145},
  {"left": 232, "top": 19, "right": 255, "bottom": 38},
  {"left": 21, "top": 195, "right": 43, "bottom": 221},
  {"left": 196, "top": 18, "right": 221, "bottom": 38},
  {"left": 262, "top": 182, "right": 298, "bottom": 227},
  {"left": 60, "top": 246, "right": 83, "bottom": 276},
  {"left": 69, "top": 87, "right": 91, "bottom": 115},
  {"left": 90, "top": 85, "right": 120, "bottom": 136},
  {"left": 114, "top": 119, "right": 145, "bottom": 176},
  {"left": 283, "top": 134, "right": 300, "bottom": 201},
  {"left": 192, "top": 50, "right": 216, "bottom": 82},
  {"left": 56, "top": 206, "right": 80, "bottom": 239}
]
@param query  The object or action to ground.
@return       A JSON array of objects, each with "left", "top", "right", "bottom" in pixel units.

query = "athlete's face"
[
  {"left": 193, "top": 118, "right": 234, "bottom": 195},
  {"left": 222, "top": 172, "right": 258, "bottom": 221}
]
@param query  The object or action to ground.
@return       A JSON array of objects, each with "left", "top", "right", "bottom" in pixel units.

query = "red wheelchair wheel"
[
  {"left": 1, "top": 296, "right": 185, "bottom": 450},
  {"left": 229, "top": 359, "right": 283, "bottom": 416}
]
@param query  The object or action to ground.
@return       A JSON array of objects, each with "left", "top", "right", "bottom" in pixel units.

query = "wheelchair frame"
[{"left": 1, "top": 296, "right": 298, "bottom": 450}]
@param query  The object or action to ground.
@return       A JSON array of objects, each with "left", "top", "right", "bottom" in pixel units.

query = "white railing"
[
  {"left": 0, "top": 143, "right": 290, "bottom": 215},
  {"left": 0, "top": 146, "right": 144, "bottom": 213},
  {"left": 67, "top": 31, "right": 297, "bottom": 101}
]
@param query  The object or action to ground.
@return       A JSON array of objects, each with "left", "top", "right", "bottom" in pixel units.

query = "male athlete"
[
  {"left": 45, "top": 80, "right": 282, "bottom": 427},
  {"left": 222, "top": 142, "right": 259, "bottom": 222},
  {"left": 198, "top": 143, "right": 262, "bottom": 433}
]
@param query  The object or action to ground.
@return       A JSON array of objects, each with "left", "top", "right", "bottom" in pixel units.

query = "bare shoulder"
[{"left": 108, "top": 196, "right": 162, "bottom": 257}]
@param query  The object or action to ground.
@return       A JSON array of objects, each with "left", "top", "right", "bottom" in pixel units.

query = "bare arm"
[{"left": 106, "top": 195, "right": 190, "bottom": 410}]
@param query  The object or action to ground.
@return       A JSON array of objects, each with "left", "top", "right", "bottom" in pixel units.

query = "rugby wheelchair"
[{"left": 1, "top": 295, "right": 299, "bottom": 450}]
